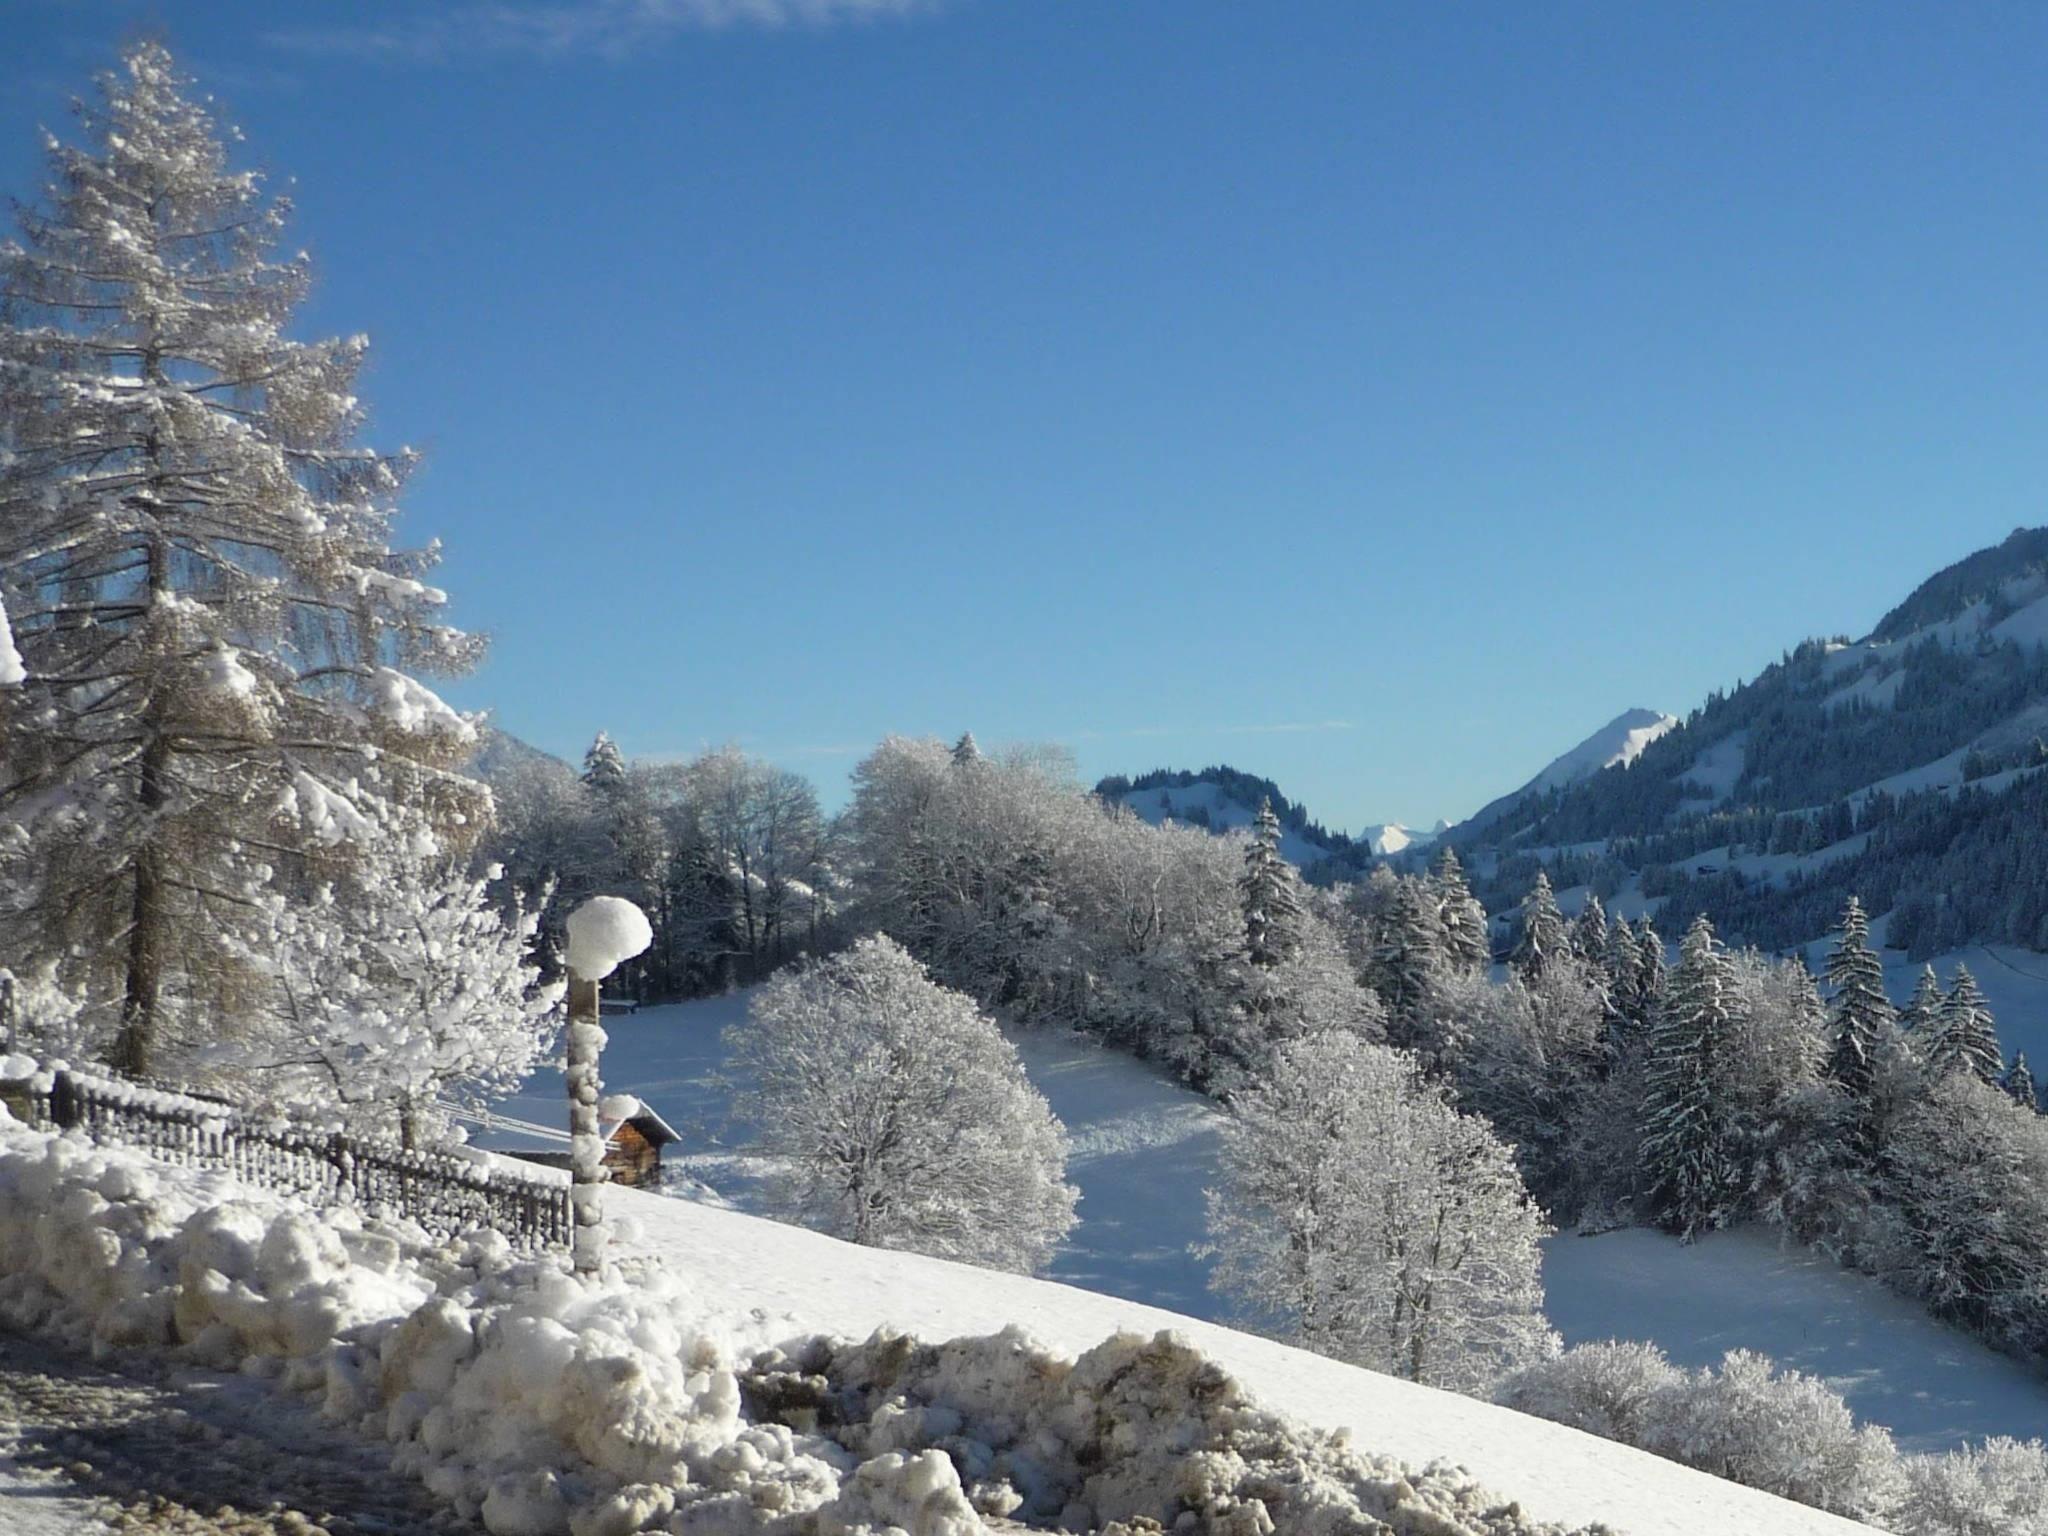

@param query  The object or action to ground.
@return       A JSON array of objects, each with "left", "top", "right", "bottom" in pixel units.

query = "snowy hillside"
[
  {"left": 1457, "top": 709, "right": 1679, "bottom": 836},
  {"left": 1455, "top": 526, "right": 2048, "bottom": 956},
  {"left": 608, "top": 1176, "right": 1879, "bottom": 1536},
  {"left": 1110, "top": 777, "right": 1337, "bottom": 867}
]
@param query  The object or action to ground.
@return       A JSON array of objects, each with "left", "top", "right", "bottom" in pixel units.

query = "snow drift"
[{"left": 0, "top": 1102, "right": 1641, "bottom": 1536}]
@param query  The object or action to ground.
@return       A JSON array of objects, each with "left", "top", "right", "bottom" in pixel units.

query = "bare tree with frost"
[
  {"left": 730, "top": 934, "right": 1079, "bottom": 1274},
  {"left": 1206, "top": 1031, "right": 1556, "bottom": 1392},
  {"left": 0, "top": 44, "right": 485, "bottom": 1078}
]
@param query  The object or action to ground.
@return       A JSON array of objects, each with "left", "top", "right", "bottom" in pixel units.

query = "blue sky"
[{"left": 7, "top": 2, "right": 2046, "bottom": 830}]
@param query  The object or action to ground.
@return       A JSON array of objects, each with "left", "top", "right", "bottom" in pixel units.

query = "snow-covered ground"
[
  {"left": 4, "top": 1063, "right": 1880, "bottom": 1536},
  {"left": 605, "top": 1176, "right": 1877, "bottom": 1536}
]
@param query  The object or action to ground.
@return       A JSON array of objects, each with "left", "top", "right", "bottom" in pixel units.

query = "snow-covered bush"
[
  {"left": 730, "top": 935, "right": 1079, "bottom": 1274},
  {"left": 1896, "top": 1437, "right": 2048, "bottom": 1536},
  {"left": 1643, "top": 1349, "right": 1902, "bottom": 1521},
  {"left": 1494, "top": 1340, "right": 1682, "bottom": 1445},
  {"left": 1206, "top": 1031, "right": 1556, "bottom": 1391}
]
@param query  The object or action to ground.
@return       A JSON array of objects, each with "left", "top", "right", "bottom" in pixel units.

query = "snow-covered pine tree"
[
  {"left": 1428, "top": 846, "right": 1492, "bottom": 975},
  {"left": 1604, "top": 914, "right": 1649, "bottom": 1052},
  {"left": 2005, "top": 1051, "right": 2039, "bottom": 1111},
  {"left": 1932, "top": 965, "right": 2003, "bottom": 1086},
  {"left": 1824, "top": 898, "right": 1894, "bottom": 1118},
  {"left": 1365, "top": 874, "right": 1443, "bottom": 1050},
  {"left": 581, "top": 730, "right": 628, "bottom": 793},
  {"left": 1641, "top": 914, "right": 1736, "bottom": 1239},
  {"left": 1572, "top": 891, "right": 1611, "bottom": 968},
  {"left": 1634, "top": 916, "right": 1668, "bottom": 1019},
  {"left": 0, "top": 44, "right": 486, "bottom": 1079},
  {"left": 1901, "top": 963, "right": 1944, "bottom": 1038},
  {"left": 1510, "top": 870, "right": 1569, "bottom": 982},
  {"left": 1239, "top": 798, "right": 1304, "bottom": 969},
  {"left": 951, "top": 730, "right": 981, "bottom": 766}
]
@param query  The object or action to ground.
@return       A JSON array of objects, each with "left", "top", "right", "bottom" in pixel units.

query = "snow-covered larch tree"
[
  {"left": 1206, "top": 1031, "right": 1555, "bottom": 1392},
  {"left": 729, "top": 934, "right": 1079, "bottom": 1274},
  {"left": 0, "top": 44, "right": 485, "bottom": 1079}
]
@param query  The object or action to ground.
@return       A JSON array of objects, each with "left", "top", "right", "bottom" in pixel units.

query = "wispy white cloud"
[{"left": 268, "top": 0, "right": 946, "bottom": 63}]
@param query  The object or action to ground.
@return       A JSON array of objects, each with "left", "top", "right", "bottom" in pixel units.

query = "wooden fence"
[{"left": 19, "top": 1070, "right": 571, "bottom": 1252}]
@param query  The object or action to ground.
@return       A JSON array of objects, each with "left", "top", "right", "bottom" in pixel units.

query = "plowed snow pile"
[{"left": 0, "top": 1103, "right": 1605, "bottom": 1536}]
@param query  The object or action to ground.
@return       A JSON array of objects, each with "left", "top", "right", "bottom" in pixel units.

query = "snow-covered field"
[
  {"left": 2, "top": 1073, "right": 1880, "bottom": 1536},
  {"left": 1542, "top": 1226, "right": 2048, "bottom": 1454}
]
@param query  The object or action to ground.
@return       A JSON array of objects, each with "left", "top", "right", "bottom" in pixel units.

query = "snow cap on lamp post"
[{"left": 565, "top": 895, "right": 652, "bottom": 982}]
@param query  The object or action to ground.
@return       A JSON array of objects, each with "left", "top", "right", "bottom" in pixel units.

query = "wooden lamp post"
[{"left": 562, "top": 896, "right": 651, "bottom": 1276}]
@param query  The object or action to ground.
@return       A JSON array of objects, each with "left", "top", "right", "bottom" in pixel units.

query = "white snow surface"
[
  {"left": 0, "top": 594, "right": 25, "bottom": 687},
  {"left": 564, "top": 896, "right": 652, "bottom": 982},
  {"left": 1527, "top": 709, "right": 1679, "bottom": 794}
]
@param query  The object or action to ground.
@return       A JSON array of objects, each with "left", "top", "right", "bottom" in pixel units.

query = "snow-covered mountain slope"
[
  {"left": 1456, "top": 709, "right": 1679, "bottom": 837},
  {"left": 1455, "top": 525, "right": 2048, "bottom": 955},
  {"left": 1107, "top": 776, "right": 1338, "bottom": 867},
  {"left": 481, "top": 995, "right": 2048, "bottom": 1459}
]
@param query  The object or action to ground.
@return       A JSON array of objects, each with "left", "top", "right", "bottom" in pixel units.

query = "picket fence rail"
[{"left": 12, "top": 1068, "right": 571, "bottom": 1252}]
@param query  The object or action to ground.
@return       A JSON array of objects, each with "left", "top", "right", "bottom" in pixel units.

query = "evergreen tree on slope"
[
  {"left": 1367, "top": 874, "right": 1443, "bottom": 1051},
  {"left": 1239, "top": 798, "right": 1304, "bottom": 969},
  {"left": 0, "top": 45, "right": 485, "bottom": 1079},
  {"left": 1642, "top": 914, "right": 1736, "bottom": 1239},
  {"left": 1824, "top": 898, "right": 1894, "bottom": 1119},
  {"left": 581, "top": 730, "right": 627, "bottom": 793},
  {"left": 1429, "top": 846, "right": 1492, "bottom": 975},
  {"left": 1932, "top": 964, "right": 2003, "bottom": 1086},
  {"left": 2005, "top": 1051, "right": 2038, "bottom": 1112},
  {"left": 1511, "top": 870, "right": 1569, "bottom": 982},
  {"left": 1901, "top": 963, "right": 1944, "bottom": 1038}
]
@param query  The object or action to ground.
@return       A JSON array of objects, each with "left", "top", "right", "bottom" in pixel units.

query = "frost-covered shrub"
[
  {"left": 1644, "top": 1349, "right": 1902, "bottom": 1520},
  {"left": 1494, "top": 1341, "right": 1682, "bottom": 1445},
  {"left": 1896, "top": 1437, "right": 2048, "bottom": 1536},
  {"left": 1503, "top": 1340, "right": 1915, "bottom": 1527},
  {"left": 730, "top": 935, "right": 1079, "bottom": 1274}
]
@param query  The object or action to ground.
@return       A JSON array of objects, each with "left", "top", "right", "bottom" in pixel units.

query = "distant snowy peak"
[
  {"left": 1454, "top": 708, "right": 1678, "bottom": 837},
  {"left": 1358, "top": 822, "right": 1438, "bottom": 856},
  {"left": 1528, "top": 708, "right": 1681, "bottom": 793}
]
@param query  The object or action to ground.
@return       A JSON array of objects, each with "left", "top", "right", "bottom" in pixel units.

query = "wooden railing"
[{"left": 20, "top": 1069, "right": 571, "bottom": 1252}]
